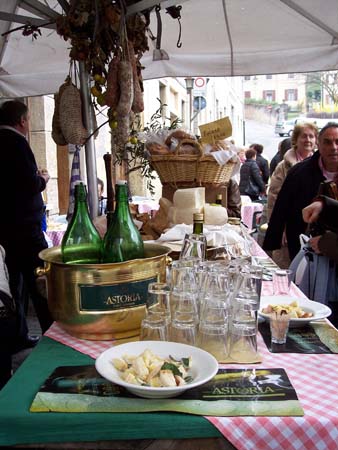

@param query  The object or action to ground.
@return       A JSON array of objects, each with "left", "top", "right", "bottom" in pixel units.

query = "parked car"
[
  {"left": 275, "top": 116, "right": 322, "bottom": 136},
  {"left": 274, "top": 119, "right": 296, "bottom": 137}
]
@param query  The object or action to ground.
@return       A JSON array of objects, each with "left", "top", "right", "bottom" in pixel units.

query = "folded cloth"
[
  {"left": 208, "top": 148, "right": 241, "bottom": 177},
  {"left": 157, "top": 224, "right": 247, "bottom": 248},
  {"left": 209, "top": 149, "right": 236, "bottom": 166}
]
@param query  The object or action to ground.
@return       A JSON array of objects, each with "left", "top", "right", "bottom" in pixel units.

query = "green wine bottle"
[
  {"left": 215, "top": 194, "right": 223, "bottom": 205},
  {"left": 102, "top": 180, "right": 144, "bottom": 263},
  {"left": 61, "top": 181, "right": 102, "bottom": 264},
  {"left": 192, "top": 212, "right": 204, "bottom": 234}
]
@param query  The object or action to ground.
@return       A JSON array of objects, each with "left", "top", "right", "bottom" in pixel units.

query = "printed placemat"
[
  {"left": 30, "top": 366, "right": 303, "bottom": 417},
  {"left": 259, "top": 321, "right": 338, "bottom": 353}
]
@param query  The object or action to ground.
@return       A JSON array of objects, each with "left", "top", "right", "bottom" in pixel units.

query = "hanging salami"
[
  {"left": 116, "top": 60, "right": 134, "bottom": 117},
  {"left": 105, "top": 56, "right": 120, "bottom": 109},
  {"left": 128, "top": 41, "right": 144, "bottom": 114}
]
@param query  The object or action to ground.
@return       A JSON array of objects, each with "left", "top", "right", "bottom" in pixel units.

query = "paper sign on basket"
[{"left": 199, "top": 117, "right": 232, "bottom": 144}]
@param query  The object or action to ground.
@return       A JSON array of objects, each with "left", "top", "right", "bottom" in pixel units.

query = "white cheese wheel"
[
  {"left": 204, "top": 203, "right": 228, "bottom": 225},
  {"left": 173, "top": 187, "right": 205, "bottom": 209}
]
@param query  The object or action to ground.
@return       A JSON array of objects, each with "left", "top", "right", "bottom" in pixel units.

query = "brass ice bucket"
[{"left": 37, "top": 243, "right": 171, "bottom": 340}]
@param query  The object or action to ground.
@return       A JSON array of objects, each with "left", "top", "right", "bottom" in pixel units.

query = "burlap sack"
[{"left": 59, "top": 83, "right": 88, "bottom": 145}]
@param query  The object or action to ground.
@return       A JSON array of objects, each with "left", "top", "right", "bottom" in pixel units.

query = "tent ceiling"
[{"left": 1, "top": 0, "right": 338, "bottom": 98}]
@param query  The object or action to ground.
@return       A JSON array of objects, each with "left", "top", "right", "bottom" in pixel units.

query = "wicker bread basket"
[
  {"left": 197, "top": 154, "right": 236, "bottom": 185},
  {"left": 150, "top": 139, "right": 202, "bottom": 187}
]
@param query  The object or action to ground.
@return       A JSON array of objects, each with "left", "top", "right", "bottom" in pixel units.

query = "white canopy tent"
[
  {"left": 1, "top": 0, "right": 338, "bottom": 215},
  {"left": 1, "top": 0, "right": 338, "bottom": 98}
]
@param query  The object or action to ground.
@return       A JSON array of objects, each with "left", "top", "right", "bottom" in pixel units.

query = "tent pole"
[{"left": 79, "top": 61, "right": 98, "bottom": 218}]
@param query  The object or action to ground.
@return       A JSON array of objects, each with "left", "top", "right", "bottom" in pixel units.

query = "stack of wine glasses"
[{"left": 140, "top": 254, "right": 263, "bottom": 363}]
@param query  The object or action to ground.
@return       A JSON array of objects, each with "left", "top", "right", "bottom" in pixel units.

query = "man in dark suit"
[{"left": 0, "top": 100, "right": 53, "bottom": 350}]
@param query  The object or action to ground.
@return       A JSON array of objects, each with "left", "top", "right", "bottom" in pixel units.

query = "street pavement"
[{"left": 244, "top": 119, "right": 287, "bottom": 162}]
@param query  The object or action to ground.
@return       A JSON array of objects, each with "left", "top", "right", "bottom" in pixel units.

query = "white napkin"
[{"left": 157, "top": 224, "right": 246, "bottom": 247}]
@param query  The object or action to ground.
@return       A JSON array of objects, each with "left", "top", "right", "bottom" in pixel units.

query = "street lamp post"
[{"left": 185, "top": 77, "right": 195, "bottom": 132}]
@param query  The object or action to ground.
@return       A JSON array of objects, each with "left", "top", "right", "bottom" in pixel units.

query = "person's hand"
[
  {"left": 281, "top": 229, "right": 288, "bottom": 246},
  {"left": 302, "top": 200, "right": 323, "bottom": 223},
  {"left": 309, "top": 235, "right": 322, "bottom": 254},
  {"left": 38, "top": 168, "right": 50, "bottom": 184}
]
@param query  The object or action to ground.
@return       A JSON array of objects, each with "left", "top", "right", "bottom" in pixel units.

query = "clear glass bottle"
[
  {"left": 61, "top": 181, "right": 102, "bottom": 264},
  {"left": 102, "top": 180, "right": 144, "bottom": 263}
]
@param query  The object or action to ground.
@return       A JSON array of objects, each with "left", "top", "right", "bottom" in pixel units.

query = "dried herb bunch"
[
  {"left": 113, "top": 100, "right": 181, "bottom": 194},
  {"left": 56, "top": 0, "right": 148, "bottom": 80}
]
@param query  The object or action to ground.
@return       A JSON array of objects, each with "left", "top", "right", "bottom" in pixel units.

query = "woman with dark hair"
[
  {"left": 269, "top": 137, "right": 292, "bottom": 176},
  {"left": 249, "top": 143, "right": 269, "bottom": 184},
  {"left": 239, "top": 148, "right": 266, "bottom": 201}
]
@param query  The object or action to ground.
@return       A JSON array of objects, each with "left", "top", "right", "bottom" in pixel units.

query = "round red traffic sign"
[{"left": 194, "top": 77, "right": 206, "bottom": 88}]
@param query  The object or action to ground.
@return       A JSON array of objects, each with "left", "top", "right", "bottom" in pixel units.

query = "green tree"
[{"left": 307, "top": 71, "right": 338, "bottom": 106}]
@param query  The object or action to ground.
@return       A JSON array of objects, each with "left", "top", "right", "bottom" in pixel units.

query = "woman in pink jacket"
[{"left": 267, "top": 122, "right": 318, "bottom": 267}]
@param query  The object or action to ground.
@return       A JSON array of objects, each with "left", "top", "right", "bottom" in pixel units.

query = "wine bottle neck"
[
  {"left": 193, "top": 222, "right": 203, "bottom": 234},
  {"left": 216, "top": 194, "right": 222, "bottom": 205},
  {"left": 114, "top": 185, "right": 130, "bottom": 215},
  {"left": 73, "top": 184, "right": 90, "bottom": 217}
]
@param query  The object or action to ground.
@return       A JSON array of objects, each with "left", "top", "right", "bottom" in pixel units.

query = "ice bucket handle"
[
  {"left": 166, "top": 255, "right": 173, "bottom": 267},
  {"left": 35, "top": 265, "right": 50, "bottom": 277}
]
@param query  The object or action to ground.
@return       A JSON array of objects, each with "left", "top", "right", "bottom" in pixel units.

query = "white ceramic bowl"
[
  {"left": 259, "top": 295, "right": 332, "bottom": 327},
  {"left": 95, "top": 340, "right": 219, "bottom": 399}
]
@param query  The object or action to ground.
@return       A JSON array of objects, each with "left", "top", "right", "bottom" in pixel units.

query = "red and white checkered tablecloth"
[
  {"left": 45, "top": 307, "right": 338, "bottom": 450},
  {"left": 241, "top": 203, "right": 263, "bottom": 229},
  {"left": 46, "top": 230, "right": 65, "bottom": 247},
  {"left": 45, "top": 323, "right": 114, "bottom": 359},
  {"left": 208, "top": 343, "right": 338, "bottom": 450}
]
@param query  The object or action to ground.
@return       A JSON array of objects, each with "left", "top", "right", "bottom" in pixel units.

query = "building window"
[
  {"left": 245, "top": 91, "right": 251, "bottom": 99},
  {"left": 285, "top": 89, "right": 298, "bottom": 101},
  {"left": 263, "top": 90, "right": 275, "bottom": 102},
  {"left": 266, "top": 75, "right": 272, "bottom": 79},
  {"left": 244, "top": 75, "right": 251, "bottom": 80}
]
